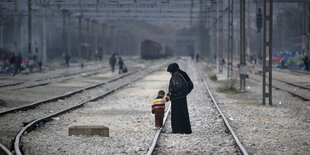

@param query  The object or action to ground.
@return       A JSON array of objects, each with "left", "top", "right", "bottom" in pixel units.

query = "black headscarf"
[{"left": 167, "top": 63, "right": 179, "bottom": 73}]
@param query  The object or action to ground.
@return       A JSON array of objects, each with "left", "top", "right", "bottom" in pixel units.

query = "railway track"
[
  {"left": 222, "top": 63, "right": 310, "bottom": 102},
  {"left": 9, "top": 67, "right": 110, "bottom": 91},
  {"left": 0, "top": 70, "right": 136, "bottom": 116},
  {"left": 276, "top": 68, "right": 310, "bottom": 77},
  {"left": 250, "top": 67, "right": 310, "bottom": 101},
  {"left": 239, "top": 58, "right": 310, "bottom": 76},
  {"left": 0, "top": 59, "right": 139, "bottom": 91},
  {"left": 250, "top": 75, "right": 310, "bottom": 101},
  {"left": 0, "top": 62, "right": 105, "bottom": 89},
  {"left": 147, "top": 60, "right": 248, "bottom": 155},
  {"left": 0, "top": 59, "right": 170, "bottom": 155},
  {"left": 232, "top": 58, "right": 310, "bottom": 90}
]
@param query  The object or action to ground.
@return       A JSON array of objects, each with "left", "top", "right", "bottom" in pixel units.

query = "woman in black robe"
[{"left": 167, "top": 63, "right": 192, "bottom": 134}]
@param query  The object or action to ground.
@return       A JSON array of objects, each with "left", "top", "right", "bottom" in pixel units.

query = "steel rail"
[
  {"left": 252, "top": 66, "right": 310, "bottom": 91},
  {"left": 0, "top": 70, "right": 137, "bottom": 116},
  {"left": 0, "top": 67, "right": 102, "bottom": 88},
  {"left": 224, "top": 64, "right": 310, "bottom": 101},
  {"left": 0, "top": 62, "right": 105, "bottom": 88},
  {"left": 257, "top": 72, "right": 310, "bottom": 92},
  {"left": 227, "top": 58, "right": 310, "bottom": 90},
  {"left": 287, "top": 69, "right": 310, "bottom": 76},
  {"left": 250, "top": 77, "right": 310, "bottom": 101},
  {"left": 10, "top": 67, "right": 111, "bottom": 91},
  {"left": 0, "top": 82, "right": 24, "bottom": 88},
  {"left": 146, "top": 103, "right": 171, "bottom": 155},
  {"left": 272, "top": 68, "right": 310, "bottom": 77},
  {"left": 271, "top": 78, "right": 310, "bottom": 92},
  {"left": 196, "top": 63, "right": 248, "bottom": 155},
  {"left": 242, "top": 66, "right": 310, "bottom": 101},
  {"left": 14, "top": 61, "right": 170, "bottom": 155},
  {"left": 0, "top": 143, "right": 11, "bottom": 155},
  {"left": 33, "top": 66, "right": 106, "bottom": 82}
]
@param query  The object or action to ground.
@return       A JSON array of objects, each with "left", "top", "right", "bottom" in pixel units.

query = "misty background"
[{"left": 0, "top": 0, "right": 307, "bottom": 62}]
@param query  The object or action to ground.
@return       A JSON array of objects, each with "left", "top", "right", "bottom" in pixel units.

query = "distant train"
[{"left": 140, "top": 40, "right": 173, "bottom": 59}]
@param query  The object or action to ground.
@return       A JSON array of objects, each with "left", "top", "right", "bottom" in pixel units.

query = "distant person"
[
  {"left": 196, "top": 54, "right": 199, "bottom": 62},
  {"left": 35, "top": 48, "right": 39, "bottom": 65},
  {"left": 9, "top": 53, "right": 16, "bottom": 74},
  {"left": 4, "top": 58, "right": 9, "bottom": 73},
  {"left": 221, "top": 58, "right": 225, "bottom": 65},
  {"left": 253, "top": 54, "right": 257, "bottom": 65},
  {"left": 213, "top": 54, "right": 217, "bottom": 66},
  {"left": 38, "top": 59, "right": 43, "bottom": 72},
  {"left": 152, "top": 90, "right": 170, "bottom": 130},
  {"left": 219, "top": 58, "right": 225, "bottom": 73},
  {"left": 240, "top": 63, "right": 249, "bottom": 78},
  {"left": 98, "top": 48, "right": 103, "bottom": 60},
  {"left": 64, "top": 53, "right": 70, "bottom": 67},
  {"left": 95, "top": 49, "right": 99, "bottom": 61},
  {"left": 304, "top": 54, "right": 309, "bottom": 71},
  {"left": 0, "top": 57, "right": 4, "bottom": 73},
  {"left": 28, "top": 54, "right": 34, "bottom": 73},
  {"left": 80, "top": 62, "right": 84, "bottom": 69},
  {"left": 167, "top": 63, "right": 193, "bottom": 134},
  {"left": 14, "top": 53, "right": 22, "bottom": 75},
  {"left": 21, "top": 58, "right": 27, "bottom": 71},
  {"left": 118, "top": 57, "right": 124, "bottom": 74},
  {"left": 190, "top": 53, "right": 194, "bottom": 59},
  {"left": 250, "top": 54, "right": 254, "bottom": 64},
  {"left": 109, "top": 53, "right": 116, "bottom": 73}
]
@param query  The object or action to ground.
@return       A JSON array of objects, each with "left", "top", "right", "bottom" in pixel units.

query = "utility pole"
[
  {"left": 216, "top": 0, "right": 220, "bottom": 72},
  {"left": 246, "top": 0, "right": 251, "bottom": 57},
  {"left": 256, "top": 2, "right": 263, "bottom": 60},
  {"left": 307, "top": 2, "right": 310, "bottom": 57},
  {"left": 86, "top": 18, "right": 90, "bottom": 43},
  {"left": 0, "top": 9, "right": 3, "bottom": 48},
  {"left": 302, "top": 2, "right": 310, "bottom": 57},
  {"left": 14, "top": 0, "right": 18, "bottom": 53},
  {"left": 206, "top": 6, "right": 211, "bottom": 60},
  {"left": 20, "top": 18, "right": 23, "bottom": 52},
  {"left": 95, "top": 22, "right": 98, "bottom": 52},
  {"left": 240, "top": 0, "right": 246, "bottom": 91},
  {"left": 218, "top": 0, "right": 223, "bottom": 73},
  {"left": 62, "top": 9, "right": 68, "bottom": 55},
  {"left": 78, "top": 15, "right": 82, "bottom": 58},
  {"left": 110, "top": 26, "right": 114, "bottom": 55},
  {"left": 262, "top": 0, "right": 273, "bottom": 105},
  {"left": 28, "top": 0, "right": 32, "bottom": 55},
  {"left": 211, "top": 2, "right": 217, "bottom": 65},
  {"left": 86, "top": 18, "right": 90, "bottom": 58},
  {"left": 68, "top": 13, "right": 72, "bottom": 56},
  {"left": 190, "top": 0, "right": 194, "bottom": 26},
  {"left": 43, "top": 5, "right": 47, "bottom": 62},
  {"left": 91, "top": 20, "right": 98, "bottom": 53},
  {"left": 227, "top": 0, "right": 234, "bottom": 78}
]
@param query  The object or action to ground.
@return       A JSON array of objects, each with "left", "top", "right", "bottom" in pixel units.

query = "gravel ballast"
[
  {"left": 203, "top": 62, "right": 310, "bottom": 154},
  {"left": 0, "top": 59, "right": 162, "bottom": 150},
  {"left": 21, "top": 64, "right": 171, "bottom": 154},
  {"left": 0, "top": 58, "right": 142, "bottom": 110},
  {"left": 5, "top": 57, "right": 309, "bottom": 154},
  {"left": 155, "top": 59, "right": 237, "bottom": 154},
  {"left": 21, "top": 58, "right": 239, "bottom": 154}
]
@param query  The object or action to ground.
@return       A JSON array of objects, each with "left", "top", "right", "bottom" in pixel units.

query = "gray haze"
[{"left": 0, "top": 0, "right": 308, "bottom": 61}]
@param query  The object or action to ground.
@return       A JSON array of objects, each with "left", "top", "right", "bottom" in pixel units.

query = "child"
[{"left": 152, "top": 90, "right": 170, "bottom": 130}]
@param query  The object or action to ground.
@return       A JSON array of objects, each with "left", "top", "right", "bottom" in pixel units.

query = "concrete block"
[{"left": 68, "top": 125, "right": 109, "bottom": 137}]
